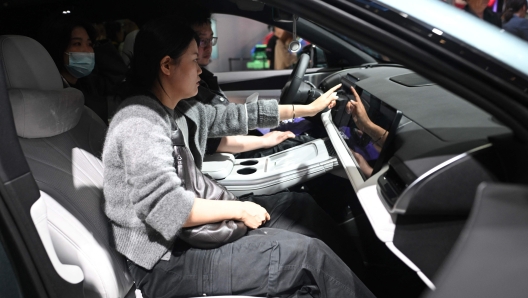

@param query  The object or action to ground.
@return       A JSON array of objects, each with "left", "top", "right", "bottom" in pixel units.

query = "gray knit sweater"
[{"left": 102, "top": 94, "right": 279, "bottom": 269}]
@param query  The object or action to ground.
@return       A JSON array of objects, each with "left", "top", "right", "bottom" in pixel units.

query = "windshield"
[
  {"left": 307, "top": 18, "right": 393, "bottom": 63},
  {"left": 340, "top": 34, "right": 392, "bottom": 62}
]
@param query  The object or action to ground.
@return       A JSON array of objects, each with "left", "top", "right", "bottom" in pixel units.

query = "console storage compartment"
[{"left": 202, "top": 138, "right": 339, "bottom": 196}]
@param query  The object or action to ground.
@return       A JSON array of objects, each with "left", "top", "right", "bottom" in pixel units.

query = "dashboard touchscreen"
[{"left": 333, "top": 74, "right": 402, "bottom": 178}]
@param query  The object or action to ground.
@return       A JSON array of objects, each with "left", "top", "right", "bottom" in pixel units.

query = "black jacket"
[
  {"left": 66, "top": 40, "right": 128, "bottom": 123},
  {"left": 464, "top": 5, "right": 502, "bottom": 28}
]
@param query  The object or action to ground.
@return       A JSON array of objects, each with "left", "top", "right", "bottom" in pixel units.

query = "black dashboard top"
[
  {"left": 349, "top": 66, "right": 509, "bottom": 143},
  {"left": 321, "top": 65, "right": 512, "bottom": 181},
  {"left": 322, "top": 65, "right": 511, "bottom": 155}
]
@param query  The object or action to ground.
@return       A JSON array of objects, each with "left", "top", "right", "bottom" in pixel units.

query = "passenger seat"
[
  {"left": 0, "top": 35, "right": 134, "bottom": 298},
  {"left": 121, "top": 29, "right": 138, "bottom": 67},
  {"left": 1, "top": 34, "right": 266, "bottom": 298}
]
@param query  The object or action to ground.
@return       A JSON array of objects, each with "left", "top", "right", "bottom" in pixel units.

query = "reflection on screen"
[{"left": 335, "top": 74, "right": 401, "bottom": 178}]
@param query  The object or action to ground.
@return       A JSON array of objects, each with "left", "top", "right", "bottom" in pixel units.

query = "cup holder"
[
  {"left": 240, "top": 160, "right": 258, "bottom": 166},
  {"left": 237, "top": 167, "right": 257, "bottom": 175}
]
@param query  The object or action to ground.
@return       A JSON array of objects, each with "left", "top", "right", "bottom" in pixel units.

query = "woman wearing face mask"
[{"left": 39, "top": 15, "right": 127, "bottom": 124}]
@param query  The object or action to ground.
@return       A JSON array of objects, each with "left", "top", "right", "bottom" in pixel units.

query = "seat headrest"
[
  {"left": 0, "top": 35, "right": 63, "bottom": 90},
  {"left": 1, "top": 35, "right": 84, "bottom": 138},
  {"left": 9, "top": 88, "right": 84, "bottom": 138},
  {"left": 121, "top": 29, "right": 138, "bottom": 66}
]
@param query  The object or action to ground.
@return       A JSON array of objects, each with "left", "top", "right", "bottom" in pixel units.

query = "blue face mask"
[{"left": 64, "top": 52, "right": 95, "bottom": 78}]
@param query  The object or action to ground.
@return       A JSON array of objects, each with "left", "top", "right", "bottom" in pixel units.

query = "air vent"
[{"left": 390, "top": 73, "right": 435, "bottom": 87}]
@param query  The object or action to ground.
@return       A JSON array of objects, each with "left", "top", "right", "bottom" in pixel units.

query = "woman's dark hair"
[
  {"left": 38, "top": 15, "right": 97, "bottom": 72},
  {"left": 126, "top": 15, "right": 198, "bottom": 96},
  {"left": 503, "top": 0, "right": 527, "bottom": 23}
]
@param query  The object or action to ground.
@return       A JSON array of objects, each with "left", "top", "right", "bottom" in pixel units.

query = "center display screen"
[{"left": 332, "top": 74, "right": 402, "bottom": 179}]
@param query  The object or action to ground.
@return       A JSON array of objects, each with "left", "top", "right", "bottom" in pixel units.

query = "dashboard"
[
  {"left": 319, "top": 65, "right": 512, "bottom": 289},
  {"left": 214, "top": 64, "right": 514, "bottom": 289}
]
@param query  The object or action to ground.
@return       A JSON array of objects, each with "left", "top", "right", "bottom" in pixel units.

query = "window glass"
[{"left": 207, "top": 14, "right": 318, "bottom": 72}]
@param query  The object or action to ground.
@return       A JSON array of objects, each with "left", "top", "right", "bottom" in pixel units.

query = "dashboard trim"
[
  {"left": 417, "top": 272, "right": 437, "bottom": 291},
  {"left": 391, "top": 143, "right": 493, "bottom": 214},
  {"left": 357, "top": 184, "right": 395, "bottom": 242},
  {"left": 385, "top": 241, "right": 436, "bottom": 291},
  {"left": 321, "top": 110, "right": 365, "bottom": 190},
  {"left": 322, "top": 110, "right": 436, "bottom": 289}
]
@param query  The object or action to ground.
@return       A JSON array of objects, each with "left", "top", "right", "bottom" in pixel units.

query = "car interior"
[
  {"left": 0, "top": 34, "right": 134, "bottom": 297},
  {"left": 1, "top": 0, "right": 528, "bottom": 298}
]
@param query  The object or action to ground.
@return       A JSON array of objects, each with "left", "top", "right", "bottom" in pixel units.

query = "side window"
[
  {"left": 207, "top": 14, "right": 271, "bottom": 72},
  {"left": 208, "top": 14, "right": 325, "bottom": 72}
]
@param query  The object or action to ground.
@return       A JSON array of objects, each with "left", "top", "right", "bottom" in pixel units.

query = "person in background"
[
  {"left": 121, "top": 19, "right": 139, "bottom": 39},
  {"left": 274, "top": 27, "right": 298, "bottom": 70},
  {"left": 264, "top": 26, "right": 278, "bottom": 69},
  {"left": 39, "top": 15, "right": 128, "bottom": 123},
  {"left": 262, "top": 25, "right": 274, "bottom": 44},
  {"left": 119, "top": 19, "right": 139, "bottom": 57},
  {"left": 93, "top": 22, "right": 106, "bottom": 41},
  {"left": 464, "top": 0, "right": 502, "bottom": 27},
  {"left": 454, "top": 0, "right": 497, "bottom": 9},
  {"left": 121, "top": 29, "right": 139, "bottom": 67},
  {"left": 502, "top": 0, "right": 528, "bottom": 41},
  {"left": 454, "top": 0, "right": 468, "bottom": 9}
]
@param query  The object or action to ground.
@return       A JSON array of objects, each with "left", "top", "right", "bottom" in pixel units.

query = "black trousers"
[
  {"left": 128, "top": 192, "right": 374, "bottom": 298},
  {"left": 241, "top": 191, "right": 366, "bottom": 274}
]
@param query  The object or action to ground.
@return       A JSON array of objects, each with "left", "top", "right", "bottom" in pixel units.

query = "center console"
[{"left": 202, "top": 138, "right": 339, "bottom": 196}]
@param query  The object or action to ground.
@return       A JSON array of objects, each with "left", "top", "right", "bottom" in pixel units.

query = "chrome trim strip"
[
  {"left": 397, "top": 118, "right": 413, "bottom": 129},
  {"left": 321, "top": 110, "right": 365, "bottom": 191},
  {"left": 385, "top": 242, "right": 436, "bottom": 290}
]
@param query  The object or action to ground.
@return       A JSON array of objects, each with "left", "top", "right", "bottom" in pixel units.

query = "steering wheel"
[{"left": 280, "top": 53, "right": 310, "bottom": 104}]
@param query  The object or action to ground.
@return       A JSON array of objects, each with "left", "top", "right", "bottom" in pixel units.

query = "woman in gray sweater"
[{"left": 103, "top": 16, "right": 374, "bottom": 298}]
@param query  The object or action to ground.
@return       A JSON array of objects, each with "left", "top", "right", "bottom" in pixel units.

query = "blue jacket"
[{"left": 503, "top": 15, "right": 528, "bottom": 42}]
